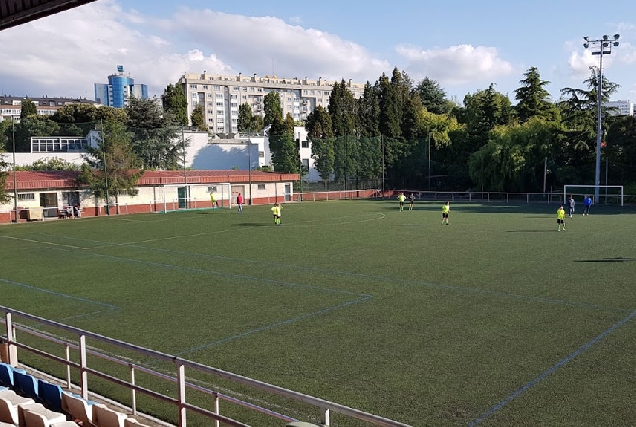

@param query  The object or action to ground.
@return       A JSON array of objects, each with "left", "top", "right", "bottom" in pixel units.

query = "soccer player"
[
  {"left": 442, "top": 201, "right": 450, "bottom": 225},
  {"left": 397, "top": 192, "right": 406, "bottom": 211},
  {"left": 237, "top": 193, "right": 243, "bottom": 213},
  {"left": 271, "top": 202, "right": 282, "bottom": 225},
  {"left": 409, "top": 193, "right": 415, "bottom": 211},
  {"left": 583, "top": 195, "right": 592, "bottom": 216},
  {"left": 557, "top": 205, "right": 566, "bottom": 231},
  {"left": 210, "top": 192, "right": 219, "bottom": 209},
  {"left": 568, "top": 195, "right": 575, "bottom": 218}
]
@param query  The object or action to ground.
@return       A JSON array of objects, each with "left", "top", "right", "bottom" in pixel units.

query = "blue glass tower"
[{"left": 94, "top": 66, "right": 148, "bottom": 107}]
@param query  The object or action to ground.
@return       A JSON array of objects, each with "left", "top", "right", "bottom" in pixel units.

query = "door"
[
  {"left": 178, "top": 186, "right": 188, "bottom": 209},
  {"left": 284, "top": 184, "right": 291, "bottom": 202}
]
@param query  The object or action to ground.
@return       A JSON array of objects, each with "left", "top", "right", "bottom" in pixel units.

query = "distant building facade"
[
  {"left": 0, "top": 96, "right": 96, "bottom": 122},
  {"left": 603, "top": 100, "right": 634, "bottom": 116},
  {"left": 95, "top": 65, "right": 148, "bottom": 108},
  {"left": 178, "top": 73, "right": 365, "bottom": 136}
]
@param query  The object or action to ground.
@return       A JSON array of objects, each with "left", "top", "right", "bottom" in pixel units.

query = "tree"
[
  {"left": 357, "top": 82, "right": 380, "bottom": 137},
  {"left": 20, "top": 98, "right": 37, "bottom": 120},
  {"left": 263, "top": 91, "right": 283, "bottom": 127},
  {"left": 125, "top": 97, "right": 181, "bottom": 169},
  {"left": 11, "top": 117, "right": 61, "bottom": 152},
  {"left": 51, "top": 103, "right": 127, "bottom": 136},
  {"left": 238, "top": 103, "right": 263, "bottom": 133},
  {"left": 17, "top": 157, "right": 80, "bottom": 171},
  {"left": 190, "top": 105, "right": 207, "bottom": 131},
  {"left": 415, "top": 77, "right": 451, "bottom": 114},
  {"left": 162, "top": 84, "right": 188, "bottom": 126},
  {"left": 514, "top": 67, "right": 554, "bottom": 123},
  {"left": 77, "top": 120, "right": 142, "bottom": 209},
  {"left": 268, "top": 113, "right": 298, "bottom": 173},
  {"left": 0, "top": 149, "right": 9, "bottom": 203}
]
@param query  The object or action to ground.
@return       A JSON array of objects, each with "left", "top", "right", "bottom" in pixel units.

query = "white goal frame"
[
  {"left": 564, "top": 185, "right": 623, "bottom": 206},
  {"left": 160, "top": 182, "right": 232, "bottom": 213}
]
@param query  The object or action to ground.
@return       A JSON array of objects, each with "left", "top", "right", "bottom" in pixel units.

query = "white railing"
[{"left": 1, "top": 306, "right": 410, "bottom": 427}]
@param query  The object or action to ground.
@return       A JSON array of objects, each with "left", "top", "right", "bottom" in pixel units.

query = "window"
[
  {"left": 216, "top": 102, "right": 223, "bottom": 107},
  {"left": 217, "top": 118, "right": 224, "bottom": 124},
  {"left": 257, "top": 184, "right": 266, "bottom": 190},
  {"left": 208, "top": 186, "right": 217, "bottom": 192},
  {"left": 301, "top": 140, "right": 309, "bottom": 148},
  {"left": 217, "top": 110, "right": 223, "bottom": 115},
  {"left": 214, "top": 85, "right": 220, "bottom": 90},
  {"left": 203, "top": 85, "right": 208, "bottom": 90},
  {"left": 18, "top": 193, "right": 35, "bottom": 201},
  {"left": 302, "top": 159, "right": 309, "bottom": 169}
]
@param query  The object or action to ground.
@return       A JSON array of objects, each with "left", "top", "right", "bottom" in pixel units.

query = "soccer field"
[{"left": 1, "top": 200, "right": 636, "bottom": 426}]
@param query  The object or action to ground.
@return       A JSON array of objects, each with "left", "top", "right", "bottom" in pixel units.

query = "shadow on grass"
[
  {"left": 574, "top": 257, "right": 636, "bottom": 263},
  {"left": 236, "top": 223, "right": 269, "bottom": 227}
]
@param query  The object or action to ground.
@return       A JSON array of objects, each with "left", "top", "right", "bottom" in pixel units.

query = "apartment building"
[
  {"left": 178, "top": 73, "right": 365, "bottom": 136},
  {"left": 603, "top": 100, "right": 634, "bottom": 116},
  {"left": 0, "top": 96, "right": 96, "bottom": 122}
]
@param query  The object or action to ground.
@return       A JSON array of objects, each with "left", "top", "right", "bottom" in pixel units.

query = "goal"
[
  {"left": 563, "top": 185, "right": 624, "bottom": 206},
  {"left": 159, "top": 182, "right": 232, "bottom": 213}
]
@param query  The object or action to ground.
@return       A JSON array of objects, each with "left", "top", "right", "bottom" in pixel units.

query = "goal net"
[
  {"left": 563, "top": 185, "right": 624, "bottom": 206},
  {"left": 159, "top": 183, "right": 232, "bottom": 213}
]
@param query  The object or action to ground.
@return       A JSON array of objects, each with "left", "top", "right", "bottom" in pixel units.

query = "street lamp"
[
  {"left": 427, "top": 131, "right": 432, "bottom": 191},
  {"left": 583, "top": 33, "right": 619, "bottom": 202},
  {"left": 247, "top": 139, "right": 252, "bottom": 205},
  {"left": 12, "top": 117, "right": 17, "bottom": 223}
]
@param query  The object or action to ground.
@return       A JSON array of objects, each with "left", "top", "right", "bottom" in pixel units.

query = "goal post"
[
  {"left": 563, "top": 185, "right": 624, "bottom": 206},
  {"left": 159, "top": 182, "right": 232, "bottom": 213}
]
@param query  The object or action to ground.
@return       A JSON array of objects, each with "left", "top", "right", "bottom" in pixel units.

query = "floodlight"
[
  {"left": 614, "top": 41, "right": 619, "bottom": 46},
  {"left": 603, "top": 34, "right": 609, "bottom": 40},
  {"left": 584, "top": 42, "right": 589, "bottom": 48},
  {"left": 614, "top": 34, "right": 620, "bottom": 40},
  {"left": 584, "top": 36, "right": 589, "bottom": 42}
]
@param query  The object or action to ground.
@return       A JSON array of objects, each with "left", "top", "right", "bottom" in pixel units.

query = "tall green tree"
[
  {"left": 51, "top": 103, "right": 127, "bottom": 136},
  {"left": 162, "top": 84, "right": 188, "bottom": 126},
  {"left": 238, "top": 103, "right": 263, "bottom": 134},
  {"left": 263, "top": 91, "right": 283, "bottom": 127},
  {"left": 514, "top": 67, "right": 554, "bottom": 123},
  {"left": 415, "top": 77, "right": 451, "bottom": 114},
  {"left": 190, "top": 105, "right": 207, "bottom": 131},
  {"left": 306, "top": 106, "right": 335, "bottom": 187},
  {"left": 269, "top": 113, "right": 298, "bottom": 173},
  {"left": 126, "top": 97, "right": 181, "bottom": 169},
  {"left": 20, "top": 98, "right": 37, "bottom": 120},
  {"left": 357, "top": 82, "right": 380, "bottom": 137},
  {"left": 77, "top": 120, "right": 142, "bottom": 209},
  {"left": 0, "top": 148, "right": 9, "bottom": 203}
]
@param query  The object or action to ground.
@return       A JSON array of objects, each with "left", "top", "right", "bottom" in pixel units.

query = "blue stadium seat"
[
  {"left": 37, "top": 380, "right": 63, "bottom": 412},
  {"left": 0, "top": 364, "right": 25, "bottom": 388},
  {"left": 12, "top": 371, "right": 38, "bottom": 400}
]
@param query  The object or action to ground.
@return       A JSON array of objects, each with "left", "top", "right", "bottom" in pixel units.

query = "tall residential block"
[{"left": 178, "top": 73, "right": 365, "bottom": 136}]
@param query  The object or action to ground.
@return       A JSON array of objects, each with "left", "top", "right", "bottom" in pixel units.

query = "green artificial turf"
[{"left": 1, "top": 200, "right": 635, "bottom": 426}]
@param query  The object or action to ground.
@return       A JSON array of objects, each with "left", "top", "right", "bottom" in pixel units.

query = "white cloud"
[
  {"left": 395, "top": 44, "right": 514, "bottom": 86},
  {"left": 163, "top": 8, "right": 390, "bottom": 83},
  {"left": 0, "top": 0, "right": 233, "bottom": 98}
]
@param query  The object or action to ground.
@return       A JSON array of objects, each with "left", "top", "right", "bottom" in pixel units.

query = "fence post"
[
  {"left": 321, "top": 407, "right": 330, "bottom": 426},
  {"left": 79, "top": 335, "right": 88, "bottom": 400},
  {"left": 177, "top": 361, "right": 187, "bottom": 427},
  {"left": 130, "top": 364, "right": 137, "bottom": 415},
  {"left": 65, "top": 345, "right": 71, "bottom": 388}
]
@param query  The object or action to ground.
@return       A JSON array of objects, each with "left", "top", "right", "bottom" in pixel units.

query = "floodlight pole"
[
  {"left": 584, "top": 34, "right": 619, "bottom": 203},
  {"left": 182, "top": 126, "right": 187, "bottom": 207},
  {"left": 12, "top": 117, "right": 17, "bottom": 223},
  {"left": 247, "top": 139, "right": 252, "bottom": 205},
  {"left": 101, "top": 120, "right": 110, "bottom": 215},
  {"left": 427, "top": 131, "right": 432, "bottom": 191}
]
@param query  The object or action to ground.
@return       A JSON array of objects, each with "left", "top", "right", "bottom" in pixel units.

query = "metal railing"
[{"left": 1, "top": 306, "right": 410, "bottom": 427}]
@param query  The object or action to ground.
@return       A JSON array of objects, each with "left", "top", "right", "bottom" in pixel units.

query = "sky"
[{"left": 1, "top": 0, "right": 636, "bottom": 105}]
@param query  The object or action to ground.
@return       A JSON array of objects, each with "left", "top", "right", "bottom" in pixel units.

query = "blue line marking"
[
  {"left": 467, "top": 309, "right": 636, "bottom": 426},
  {"left": 177, "top": 295, "right": 372, "bottom": 356},
  {"left": 0, "top": 278, "right": 118, "bottom": 310}
]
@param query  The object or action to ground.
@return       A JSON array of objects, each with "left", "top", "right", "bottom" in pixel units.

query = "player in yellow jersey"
[
  {"left": 397, "top": 192, "right": 406, "bottom": 211},
  {"left": 557, "top": 205, "right": 566, "bottom": 231},
  {"left": 442, "top": 201, "right": 450, "bottom": 225},
  {"left": 271, "top": 202, "right": 282, "bottom": 225}
]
